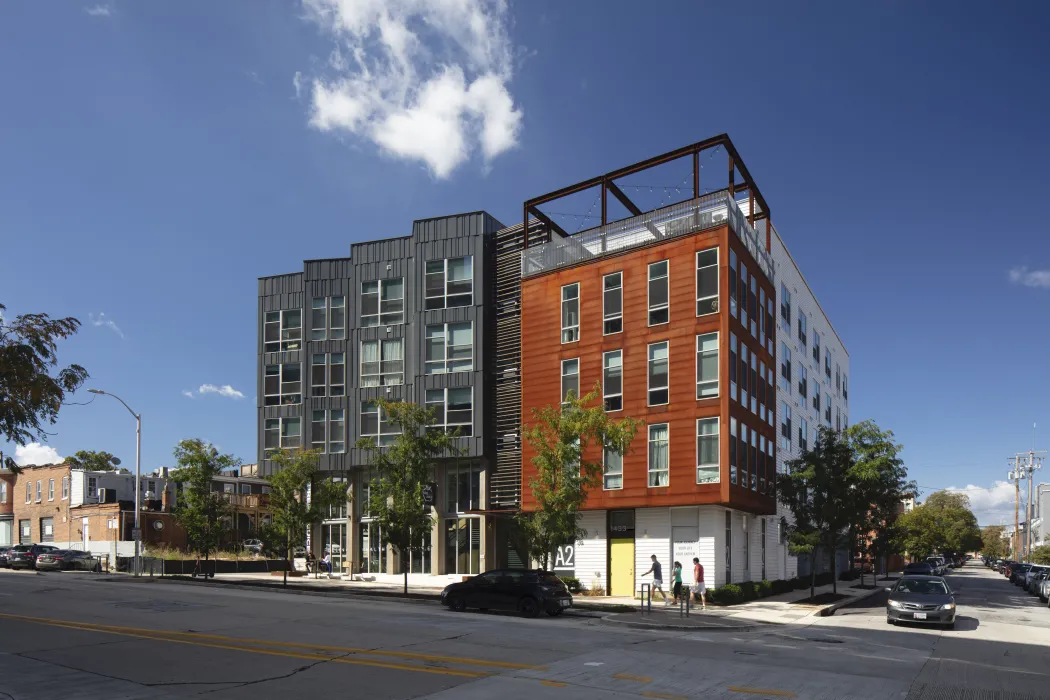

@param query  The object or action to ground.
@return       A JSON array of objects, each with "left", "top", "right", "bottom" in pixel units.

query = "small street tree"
[
  {"left": 265, "top": 448, "right": 347, "bottom": 586},
  {"left": 170, "top": 439, "right": 237, "bottom": 561},
  {"left": 1030, "top": 544, "right": 1050, "bottom": 566},
  {"left": 66, "top": 450, "right": 121, "bottom": 472},
  {"left": 0, "top": 303, "right": 87, "bottom": 473},
  {"left": 519, "top": 384, "right": 641, "bottom": 571},
  {"left": 777, "top": 426, "right": 855, "bottom": 597},
  {"left": 357, "top": 400, "right": 460, "bottom": 596},
  {"left": 981, "top": 525, "right": 1008, "bottom": 560}
]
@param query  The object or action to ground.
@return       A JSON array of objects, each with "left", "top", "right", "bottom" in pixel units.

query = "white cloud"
[
  {"left": 85, "top": 4, "right": 112, "bottom": 16},
  {"left": 947, "top": 481, "right": 1018, "bottom": 525},
  {"left": 181, "top": 390, "right": 195, "bottom": 399},
  {"left": 302, "top": 0, "right": 523, "bottom": 178},
  {"left": 198, "top": 384, "right": 245, "bottom": 399},
  {"left": 1008, "top": 266, "right": 1050, "bottom": 289},
  {"left": 293, "top": 70, "right": 304, "bottom": 99},
  {"left": 89, "top": 312, "right": 124, "bottom": 338},
  {"left": 14, "top": 443, "right": 63, "bottom": 466}
]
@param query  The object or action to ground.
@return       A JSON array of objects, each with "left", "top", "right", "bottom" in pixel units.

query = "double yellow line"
[{"left": 0, "top": 612, "right": 544, "bottom": 679}]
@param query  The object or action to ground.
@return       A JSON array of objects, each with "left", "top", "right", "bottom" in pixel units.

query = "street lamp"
[{"left": 88, "top": 389, "right": 141, "bottom": 576}]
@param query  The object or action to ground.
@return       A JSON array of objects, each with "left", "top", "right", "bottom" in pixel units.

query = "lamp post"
[{"left": 88, "top": 389, "right": 141, "bottom": 576}]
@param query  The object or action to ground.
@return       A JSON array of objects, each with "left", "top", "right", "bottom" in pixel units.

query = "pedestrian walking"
[
  {"left": 692, "top": 557, "right": 707, "bottom": 609},
  {"left": 641, "top": 554, "right": 669, "bottom": 603},
  {"left": 672, "top": 561, "right": 683, "bottom": 603}
]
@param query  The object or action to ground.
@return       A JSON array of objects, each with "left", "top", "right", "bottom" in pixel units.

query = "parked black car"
[
  {"left": 886, "top": 575, "right": 957, "bottom": 629},
  {"left": 7, "top": 544, "right": 59, "bottom": 570},
  {"left": 34, "top": 549, "right": 100, "bottom": 572},
  {"left": 442, "top": 569, "right": 573, "bottom": 618},
  {"left": 1009, "top": 563, "right": 1032, "bottom": 585},
  {"left": 903, "top": 561, "right": 936, "bottom": 576},
  {"left": 0, "top": 546, "right": 15, "bottom": 568}
]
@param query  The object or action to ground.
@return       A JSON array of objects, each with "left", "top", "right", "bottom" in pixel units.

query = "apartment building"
[
  {"left": 516, "top": 135, "right": 782, "bottom": 593},
  {"left": 0, "top": 469, "right": 13, "bottom": 546},
  {"left": 257, "top": 212, "right": 502, "bottom": 581}
]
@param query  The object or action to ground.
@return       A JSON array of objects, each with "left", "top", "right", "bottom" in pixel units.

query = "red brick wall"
[{"left": 10, "top": 464, "right": 76, "bottom": 543}]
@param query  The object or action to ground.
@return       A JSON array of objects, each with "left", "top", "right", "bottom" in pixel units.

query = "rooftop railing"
[{"left": 522, "top": 190, "right": 774, "bottom": 281}]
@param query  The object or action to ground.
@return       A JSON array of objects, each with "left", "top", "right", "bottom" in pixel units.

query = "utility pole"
[
  {"left": 1014, "top": 448, "right": 1046, "bottom": 561},
  {"left": 1010, "top": 457, "right": 1023, "bottom": 560}
]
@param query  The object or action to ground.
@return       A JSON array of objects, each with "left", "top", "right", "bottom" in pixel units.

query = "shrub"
[
  {"left": 712, "top": 584, "right": 743, "bottom": 605},
  {"left": 814, "top": 571, "right": 835, "bottom": 587},
  {"left": 793, "top": 576, "right": 810, "bottom": 590},
  {"left": 738, "top": 581, "right": 758, "bottom": 601},
  {"left": 560, "top": 576, "right": 583, "bottom": 593},
  {"left": 758, "top": 579, "right": 773, "bottom": 597},
  {"left": 839, "top": 569, "right": 860, "bottom": 581}
]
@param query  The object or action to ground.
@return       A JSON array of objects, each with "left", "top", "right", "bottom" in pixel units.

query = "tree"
[
  {"left": 265, "top": 448, "right": 347, "bottom": 586},
  {"left": 0, "top": 303, "right": 87, "bottom": 473},
  {"left": 357, "top": 400, "right": 461, "bottom": 596},
  {"left": 519, "top": 384, "right": 641, "bottom": 571},
  {"left": 170, "top": 439, "right": 238, "bottom": 560},
  {"left": 66, "top": 450, "right": 121, "bottom": 472},
  {"left": 777, "top": 426, "right": 855, "bottom": 597},
  {"left": 981, "top": 525, "right": 1007, "bottom": 560},
  {"left": 896, "top": 490, "right": 981, "bottom": 560},
  {"left": 1030, "top": 544, "right": 1050, "bottom": 566}
]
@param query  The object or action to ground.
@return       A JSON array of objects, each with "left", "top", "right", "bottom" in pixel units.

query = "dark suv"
[
  {"left": 7, "top": 544, "right": 59, "bottom": 570},
  {"left": 442, "top": 569, "right": 574, "bottom": 618}
]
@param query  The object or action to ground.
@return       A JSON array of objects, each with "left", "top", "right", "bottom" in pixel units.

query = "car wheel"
[
  {"left": 886, "top": 618, "right": 895, "bottom": 626},
  {"left": 547, "top": 608, "right": 564, "bottom": 617},
  {"left": 450, "top": 597, "right": 467, "bottom": 612},
  {"left": 518, "top": 597, "right": 540, "bottom": 618},
  {"left": 944, "top": 621, "right": 955, "bottom": 630}
]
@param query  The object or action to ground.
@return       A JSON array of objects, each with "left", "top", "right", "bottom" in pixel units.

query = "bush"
[
  {"left": 738, "top": 581, "right": 758, "bottom": 601},
  {"left": 793, "top": 576, "right": 810, "bottom": 590},
  {"left": 560, "top": 576, "right": 583, "bottom": 593},
  {"left": 758, "top": 579, "right": 773, "bottom": 597},
  {"left": 711, "top": 584, "right": 743, "bottom": 605},
  {"left": 814, "top": 572, "right": 835, "bottom": 587}
]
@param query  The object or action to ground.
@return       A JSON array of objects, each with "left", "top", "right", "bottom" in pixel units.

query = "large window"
[
  {"left": 47, "top": 479, "right": 54, "bottom": 501},
  {"left": 0, "top": 481, "right": 6, "bottom": 504},
  {"left": 798, "top": 311, "right": 807, "bottom": 347},
  {"left": 561, "top": 283, "right": 580, "bottom": 343},
  {"left": 648, "top": 261, "right": 669, "bottom": 325},
  {"left": 843, "top": 374, "right": 849, "bottom": 401},
  {"left": 311, "top": 410, "right": 326, "bottom": 453},
  {"left": 781, "top": 402, "right": 792, "bottom": 452},
  {"left": 729, "top": 249, "right": 738, "bottom": 317},
  {"left": 648, "top": 424, "right": 669, "bottom": 487},
  {"left": 311, "top": 354, "right": 326, "bottom": 397},
  {"left": 425, "top": 256, "right": 473, "bottom": 309},
  {"left": 739, "top": 264, "right": 749, "bottom": 328},
  {"left": 696, "top": 249, "right": 718, "bottom": 316},
  {"left": 696, "top": 333, "right": 718, "bottom": 399},
  {"left": 39, "top": 517, "right": 53, "bottom": 542},
  {"left": 729, "top": 418, "right": 738, "bottom": 485},
  {"left": 561, "top": 358, "right": 580, "bottom": 404},
  {"left": 330, "top": 409, "right": 345, "bottom": 453},
  {"left": 425, "top": 322, "right": 473, "bottom": 374},
  {"left": 648, "top": 341, "right": 669, "bottom": 406},
  {"left": 799, "top": 365, "right": 808, "bottom": 399},
  {"left": 603, "top": 447, "right": 623, "bottom": 490},
  {"left": 361, "top": 278, "right": 404, "bottom": 327},
  {"left": 360, "top": 401, "right": 401, "bottom": 447},
  {"left": 310, "top": 297, "right": 346, "bottom": 341},
  {"left": 264, "top": 417, "right": 301, "bottom": 453},
  {"left": 264, "top": 363, "right": 301, "bottom": 405},
  {"left": 603, "top": 272, "right": 623, "bottom": 334},
  {"left": 813, "top": 380, "right": 821, "bottom": 411},
  {"left": 445, "top": 462, "right": 482, "bottom": 513},
  {"left": 813, "top": 330, "right": 821, "bottom": 364},
  {"left": 780, "top": 342, "right": 792, "bottom": 393},
  {"left": 603, "top": 350, "right": 623, "bottom": 412},
  {"left": 426, "top": 387, "right": 473, "bottom": 436},
  {"left": 311, "top": 297, "right": 327, "bottom": 341},
  {"left": 36, "top": 480, "right": 41, "bottom": 502},
  {"left": 729, "top": 333, "right": 738, "bottom": 401},
  {"left": 360, "top": 339, "right": 404, "bottom": 386},
  {"left": 697, "top": 418, "right": 719, "bottom": 484},
  {"left": 780, "top": 283, "right": 791, "bottom": 326},
  {"left": 444, "top": 517, "right": 481, "bottom": 575},
  {"left": 800, "top": 418, "right": 809, "bottom": 453},
  {"left": 264, "top": 309, "right": 302, "bottom": 353}
]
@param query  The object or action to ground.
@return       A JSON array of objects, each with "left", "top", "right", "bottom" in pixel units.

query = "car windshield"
[
  {"left": 11, "top": 545, "right": 30, "bottom": 552},
  {"left": 895, "top": 579, "right": 949, "bottom": 595},
  {"left": 537, "top": 572, "right": 564, "bottom": 585}
]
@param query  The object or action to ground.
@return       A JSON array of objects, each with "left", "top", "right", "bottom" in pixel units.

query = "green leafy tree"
[
  {"left": 897, "top": 491, "right": 981, "bottom": 559},
  {"left": 981, "top": 525, "right": 1008, "bottom": 560},
  {"left": 170, "top": 439, "right": 238, "bottom": 560},
  {"left": 66, "top": 450, "right": 121, "bottom": 472},
  {"left": 265, "top": 447, "right": 347, "bottom": 586},
  {"left": 1030, "top": 544, "right": 1050, "bottom": 565},
  {"left": 357, "top": 400, "right": 461, "bottom": 595},
  {"left": 0, "top": 304, "right": 87, "bottom": 473},
  {"left": 777, "top": 426, "right": 855, "bottom": 597},
  {"left": 519, "top": 384, "right": 641, "bottom": 571}
]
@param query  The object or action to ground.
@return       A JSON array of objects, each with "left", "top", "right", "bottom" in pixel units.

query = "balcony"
[
  {"left": 522, "top": 190, "right": 774, "bottom": 281},
  {"left": 223, "top": 493, "right": 269, "bottom": 509}
]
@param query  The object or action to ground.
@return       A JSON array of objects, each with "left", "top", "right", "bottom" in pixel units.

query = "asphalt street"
[{"left": 1, "top": 561, "right": 1048, "bottom": 700}]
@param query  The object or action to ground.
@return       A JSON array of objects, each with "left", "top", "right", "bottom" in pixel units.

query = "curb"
[
  {"left": 126, "top": 575, "right": 445, "bottom": 605},
  {"left": 816, "top": 586, "right": 884, "bottom": 617}
]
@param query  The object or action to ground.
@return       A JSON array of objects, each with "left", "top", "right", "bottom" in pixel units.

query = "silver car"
[
  {"left": 887, "top": 575, "right": 957, "bottom": 629},
  {"left": 1039, "top": 576, "right": 1050, "bottom": 603}
]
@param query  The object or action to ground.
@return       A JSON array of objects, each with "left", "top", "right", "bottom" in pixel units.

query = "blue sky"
[{"left": 2, "top": 1, "right": 1048, "bottom": 524}]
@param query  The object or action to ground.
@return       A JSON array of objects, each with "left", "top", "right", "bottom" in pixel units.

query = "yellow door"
[{"left": 610, "top": 538, "right": 635, "bottom": 597}]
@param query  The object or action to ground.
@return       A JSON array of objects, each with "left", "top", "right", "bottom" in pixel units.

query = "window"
[
  {"left": 330, "top": 297, "right": 345, "bottom": 340},
  {"left": 813, "top": 380, "right": 821, "bottom": 411},
  {"left": 561, "top": 283, "right": 580, "bottom": 343},
  {"left": 758, "top": 288, "right": 766, "bottom": 346},
  {"left": 767, "top": 365, "right": 776, "bottom": 426},
  {"left": 648, "top": 424, "right": 669, "bottom": 487},
  {"left": 603, "top": 272, "right": 623, "bottom": 334},
  {"left": 751, "top": 430, "right": 758, "bottom": 491},
  {"left": 47, "top": 478, "right": 54, "bottom": 501},
  {"left": 603, "top": 448, "right": 623, "bottom": 489},
  {"left": 87, "top": 476, "right": 97, "bottom": 498},
  {"left": 311, "top": 354, "right": 327, "bottom": 397},
  {"left": 780, "top": 342, "right": 792, "bottom": 392},
  {"left": 648, "top": 341, "right": 669, "bottom": 405},
  {"left": 265, "top": 363, "right": 302, "bottom": 405},
  {"left": 696, "top": 248, "right": 718, "bottom": 316},
  {"left": 825, "top": 393, "right": 832, "bottom": 423},
  {"left": 696, "top": 333, "right": 719, "bottom": 399},
  {"left": 281, "top": 417, "right": 301, "bottom": 449},
  {"left": 697, "top": 418, "right": 719, "bottom": 484},
  {"left": 329, "top": 353, "right": 345, "bottom": 396},
  {"left": 263, "top": 309, "right": 301, "bottom": 353},
  {"left": 739, "top": 264, "right": 749, "bottom": 328},
  {"left": 798, "top": 364, "right": 808, "bottom": 399},
  {"left": 759, "top": 437, "right": 767, "bottom": 493},
  {"left": 603, "top": 350, "right": 623, "bottom": 411},
  {"left": 729, "top": 418, "right": 738, "bottom": 485},
  {"left": 739, "top": 425, "right": 749, "bottom": 489},
  {"left": 361, "top": 278, "right": 404, "bottom": 326},
  {"left": 813, "top": 331, "right": 821, "bottom": 364},
  {"left": 35, "top": 480, "right": 41, "bottom": 502},
  {"left": 0, "top": 481, "right": 6, "bottom": 504},
  {"left": 425, "top": 256, "right": 473, "bottom": 309},
  {"left": 330, "top": 409, "right": 345, "bottom": 453},
  {"left": 825, "top": 352, "right": 832, "bottom": 379},
  {"left": 648, "top": 260, "right": 669, "bottom": 325},
  {"left": 444, "top": 517, "right": 481, "bottom": 575},
  {"left": 843, "top": 374, "right": 849, "bottom": 401},
  {"left": 312, "top": 410, "right": 327, "bottom": 453},
  {"left": 798, "top": 311, "right": 807, "bottom": 346},
  {"left": 561, "top": 358, "right": 580, "bottom": 404},
  {"left": 781, "top": 402, "right": 792, "bottom": 451},
  {"left": 765, "top": 297, "right": 774, "bottom": 355},
  {"left": 800, "top": 418, "right": 809, "bottom": 452},
  {"left": 19, "top": 519, "right": 30, "bottom": 545},
  {"left": 426, "top": 387, "right": 473, "bottom": 436},
  {"left": 780, "top": 284, "right": 791, "bottom": 326},
  {"left": 25, "top": 481, "right": 31, "bottom": 504},
  {"left": 425, "top": 322, "right": 473, "bottom": 374},
  {"left": 360, "top": 401, "right": 401, "bottom": 447},
  {"left": 729, "top": 249, "right": 738, "bottom": 318},
  {"left": 311, "top": 297, "right": 327, "bottom": 341},
  {"left": 39, "top": 517, "right": 53, "bottom": 542},
  {"left": 836, "top": 365, "right": 841, "bottom": 392},
  {"left": 836, "top": 407, "right": 841, "bottom": 431},
  {"left": 749, "top": 275, "right": 757, "bottom": 338},
  {"left": 445, "top": 462, "right": 482, "bottom": 513},
  {"left": 360, "top": 339, "right": 404, "bottom": 386},
  {"left": 739, "top": 344, "right": 749, "bottom": 406},
  {"left": 264, "top": 417, "right": 300, "bottom": 453}
]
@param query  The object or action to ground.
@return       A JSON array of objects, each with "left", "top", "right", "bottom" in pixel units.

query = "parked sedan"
[
  {"left": 1024, "top": 566, "right": 1049, "bottom": 593},
  {"left": 904, "top": 561, "right": 936, "bottom": 576},
  {"left": 886, "top": 575, "right": 957, "bottom": 629},
  {"left": 0, "top": 546, "right": 14, "bottom": 568},
  {"left": 7, "top": 544, "right": 59, "bottom": 570},
  {"left": 34, "top": 550, "right": 100, "bottom": 572},
  {"left": 1040, "top": 577, "right": 1050, "bottom": 603},
  {"left": 442, "top": 569, "right": 573, "bottom": 618},
  {"left": 1010, "top": 564, "right": 1032, "bottom": 585}
]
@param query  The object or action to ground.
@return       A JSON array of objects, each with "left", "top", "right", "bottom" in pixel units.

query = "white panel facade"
[
  {"left": 575, "top": 510, "right": 607, "bottom": 591},
  {"left": 634, "top": 507, "right": 671, "bottom": 584}
]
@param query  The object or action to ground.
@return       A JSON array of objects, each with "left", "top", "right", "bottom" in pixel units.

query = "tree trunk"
[
  {"left": 831, "top": 541, "right": 838, "bottom": 595},
  {"left": 283, "top": 532, "right": 289, "bottom": 587},
  {"left": 809, "top": 550, "right": 817, "bottom": 599},
  {"left": 403, "top": 550, "right": 408, "bottom": 597}
]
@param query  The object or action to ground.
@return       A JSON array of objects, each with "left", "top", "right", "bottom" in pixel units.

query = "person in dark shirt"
[{"left": 641, "top": 554, "right": 669, "bottom": 603}]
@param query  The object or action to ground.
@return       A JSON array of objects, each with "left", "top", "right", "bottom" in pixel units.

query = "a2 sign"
[{"left": 550, "top": 544, "right": 575, "bottom": 574}]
